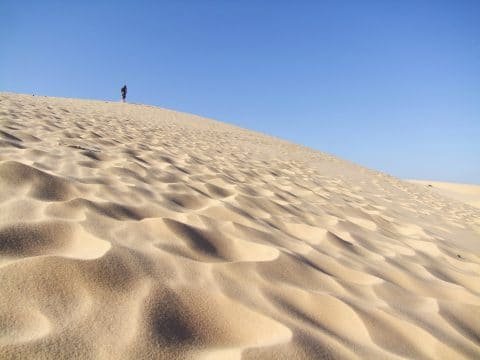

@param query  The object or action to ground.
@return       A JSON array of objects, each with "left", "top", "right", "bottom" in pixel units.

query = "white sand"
[{"left": 0, "top": 93, "right": 479, "bottom": 359}]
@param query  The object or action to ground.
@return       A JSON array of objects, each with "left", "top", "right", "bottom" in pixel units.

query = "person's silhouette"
[{"left": 121, "top": 85, "right": 127, "bottom": 102}]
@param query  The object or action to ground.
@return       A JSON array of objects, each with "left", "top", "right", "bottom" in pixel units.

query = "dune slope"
[
  {"left": 407, "top": 180, "right": 480, "bottom": 209},
  {"left": 0, "top": 93, "right": 479, "bottom": 359}
]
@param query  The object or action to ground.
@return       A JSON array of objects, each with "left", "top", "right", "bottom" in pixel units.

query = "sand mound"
[
  {"left": 408, "top": 180, "right": 480, "bottom": 209},
  {"left": 0, "top": 93, "right": 479, "bottom": 359}
]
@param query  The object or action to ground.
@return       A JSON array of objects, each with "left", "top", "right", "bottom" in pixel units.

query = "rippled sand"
[{"left": 0, "top": 93, "right": 479, "bottom": 359}]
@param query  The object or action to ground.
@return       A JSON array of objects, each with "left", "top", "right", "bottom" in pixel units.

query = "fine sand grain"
[{"left": 0, "top": 93, "right": 479, "bottom": 359}]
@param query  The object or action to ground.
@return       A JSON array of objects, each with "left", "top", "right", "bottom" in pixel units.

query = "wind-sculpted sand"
[{"left": 0, "top": 93, "right": 479, "bottom": 359}]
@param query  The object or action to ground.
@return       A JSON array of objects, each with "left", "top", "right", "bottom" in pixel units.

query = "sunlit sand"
[{"left": 1, "top": 93, "right": 479, "bottom": 359}]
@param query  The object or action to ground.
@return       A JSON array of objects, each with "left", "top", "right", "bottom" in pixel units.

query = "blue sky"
[{"left": 1, "top": 1, "right": 479, "bottom": 183}]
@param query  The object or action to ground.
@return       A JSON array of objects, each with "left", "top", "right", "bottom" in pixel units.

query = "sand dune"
[
  {"left": 408, "top": 180, "right": 480, "bottom": 209},
  {"left": 0, "top": 92, "right": 479, "bottom": 359}
]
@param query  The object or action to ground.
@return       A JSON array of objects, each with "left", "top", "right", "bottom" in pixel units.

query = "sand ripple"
[{"left": 0, "top": 93, "right": 479, "bottom": 359}]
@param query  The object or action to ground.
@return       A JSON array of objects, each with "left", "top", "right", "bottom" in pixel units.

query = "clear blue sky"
[{"left": 1, "top": 1, "right": 479, "bottom": 183}]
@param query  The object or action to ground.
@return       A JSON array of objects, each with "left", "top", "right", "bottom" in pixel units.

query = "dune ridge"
[{"left": 0, "top": 92, "right": 479, "bottom": 359}]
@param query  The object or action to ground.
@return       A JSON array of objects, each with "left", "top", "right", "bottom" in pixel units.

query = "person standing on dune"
[{"left": 121, "top": 84, "right": 127, "bottom": 102}]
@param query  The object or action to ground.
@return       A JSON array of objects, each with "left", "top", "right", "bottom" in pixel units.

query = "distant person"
[{"left": 121, "top": 85, "right": 127, "bottom": 102}]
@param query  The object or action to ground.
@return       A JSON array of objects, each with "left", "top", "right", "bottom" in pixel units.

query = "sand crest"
[{"left": 0, "top": 93, "right": 479, "bottom": 359}]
